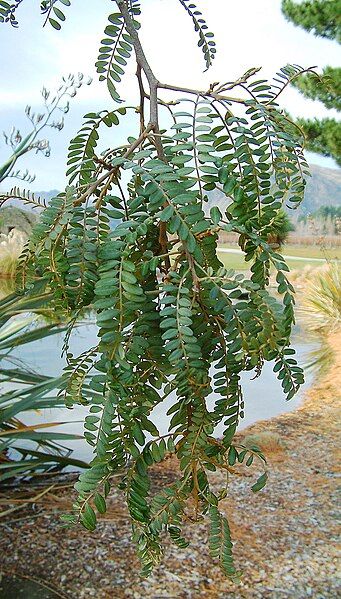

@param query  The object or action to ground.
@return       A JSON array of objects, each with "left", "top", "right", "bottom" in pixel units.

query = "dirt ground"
[{"left": 0, "top": 334, "right": 340, "bottom": 599}]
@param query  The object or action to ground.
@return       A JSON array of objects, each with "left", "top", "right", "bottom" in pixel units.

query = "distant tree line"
[
  {"left": 294, "top": 204, "right": 341, "bottom": 238},
  {"left": 311, "top": 205, "right": 341, "bottom": 220},
  {"left": 298, "top": 204, "right": 341, "bottom": 223}
]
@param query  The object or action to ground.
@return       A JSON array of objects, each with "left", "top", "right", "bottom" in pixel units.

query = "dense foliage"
[
  {"left": 1, "top": 0, "right": 312, "bottom": 578},
  {"left": 266, "top": 209, "right": 295, "bottom": 248},
  {"left": 282, "top": 0, "right": 341, "bottom": 166},
  {"left": 294, "top": 117, "right": 341, "bottom": 167},
  {"left": 282, "top": 0, "right": 340, "bottom": 41}
]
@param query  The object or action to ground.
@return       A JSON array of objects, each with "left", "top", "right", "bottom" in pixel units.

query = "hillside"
[
  {"left": 28, "top": 190, "right": 60, "bottom": 205},
  {"left": 206, "top": 164, "right": 341, "bottom": 216},
  {"left": 0, "top": 205, "right": 38, "bottom": 235},
  {"left": 302, "top": 165, "right": 341, "bottom": 214}
]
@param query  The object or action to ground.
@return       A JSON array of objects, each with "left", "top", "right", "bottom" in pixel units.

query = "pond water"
[{"left": 12, "top": 320, "right": 318, "bottom": 464}]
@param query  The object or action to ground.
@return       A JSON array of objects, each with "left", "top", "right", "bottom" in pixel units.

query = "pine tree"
[{"left": 282, "top": 0, "right": 341, "bottom": 166}]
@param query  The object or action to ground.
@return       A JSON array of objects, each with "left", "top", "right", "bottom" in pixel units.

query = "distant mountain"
[
  {"left": 206, "top": 164, "right": 341, "bottom": 216},
  {"left": 34, "top": 189, "right": 60, "bottom": 203},
  {"left": 301, "top": 165, "right": 341, "bottom": 215}
]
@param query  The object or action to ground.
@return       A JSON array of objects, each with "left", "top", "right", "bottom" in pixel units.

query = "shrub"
[
  {"left": 0, "top": 229, "right": 26, "bottom": 277},
  {"left": 299, "top": 262, "right": 341, "bottom": 333}
]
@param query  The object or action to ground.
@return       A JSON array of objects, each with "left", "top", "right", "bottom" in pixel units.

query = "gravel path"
[{"left": 0, "top": 334, "right": 340, "bottom": 599}]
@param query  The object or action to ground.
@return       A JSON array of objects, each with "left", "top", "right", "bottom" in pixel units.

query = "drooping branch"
[
  {"left": 158, "top": 81, "right": 246, "bottom": 104},
  {"left": 1, "top": 1, "right": 311, "bottom": 581}
]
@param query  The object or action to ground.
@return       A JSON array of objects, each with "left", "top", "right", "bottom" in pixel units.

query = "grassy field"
[
  {"left": 217, "top": 244, "right": 341, "bottom": 271},
  {"left": 270, "top": 245, "right": 341, "bottom": 260}
]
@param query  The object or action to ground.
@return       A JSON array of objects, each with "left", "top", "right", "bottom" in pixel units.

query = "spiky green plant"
[
  {"left": 0, "top": 229, "right": 26, "bottom": 278},
  {"left": 299, "top": 262, "right": 341, "bottom": 333},
  {"left": 0, "top": 291, "right": 88, "bottom": 483},
  {"left": 267, "top": 209, "right": 295, "bottom": 248}
]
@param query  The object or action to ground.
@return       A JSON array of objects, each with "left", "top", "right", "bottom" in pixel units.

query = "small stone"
[{"left": 84, "top": 564, "right": 94, "bottom": 574}]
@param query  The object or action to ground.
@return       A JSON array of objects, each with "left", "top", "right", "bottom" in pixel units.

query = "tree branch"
[
  {"left": 158, "top": 82, "right": 246, "bottom": 104},
  {"left": 136, "top": 63, "right": 146, "bottom": 134},
  {"left": 116, "top": 0, "right": 159, "bottom": 126},
  {"left": 74, "top": 124, "right": 154, "bottom": 206}
]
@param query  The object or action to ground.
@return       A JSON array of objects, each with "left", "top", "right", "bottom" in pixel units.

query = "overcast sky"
[{"left": 0, "top": 0, "right": 339, "bottom": 191}]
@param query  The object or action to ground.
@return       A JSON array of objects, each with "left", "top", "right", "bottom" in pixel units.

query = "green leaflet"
[{"left": 177, "top": 1, "right": 216, "bottom": 70}]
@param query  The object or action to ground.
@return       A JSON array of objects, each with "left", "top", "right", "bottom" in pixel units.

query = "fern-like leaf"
[
  {"left": 96, "top": 6, "right": 140, "bottom": 102},
  {"left": 0, "top": 187, "right": 47, "bottom": 209},
  {"left": 178, "top": 0, "right": 216, "bottom": 70},
  {"left": 41, "top": 0, "right": 71, "bottom": 30}
]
